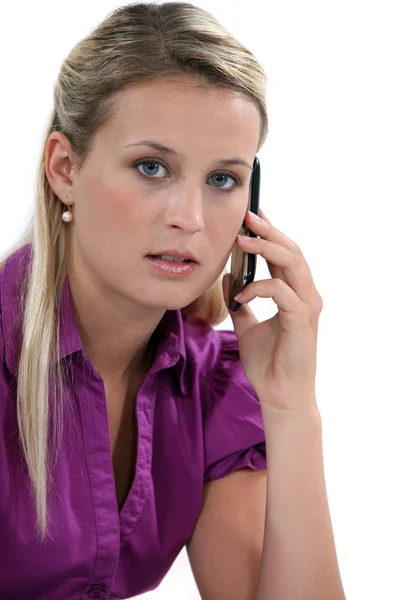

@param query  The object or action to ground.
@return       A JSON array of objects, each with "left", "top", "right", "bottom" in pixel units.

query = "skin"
[{"left": 45, "top": 77, "right": 261, "bottom": 390}]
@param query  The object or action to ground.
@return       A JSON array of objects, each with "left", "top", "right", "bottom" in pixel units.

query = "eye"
[
  {"left": 132, "top": 158, "right": 242, "bottom": 192},
  {"left": 209, "top": 172, "right": 240, "bottom": 191},
  {"left": 134, "top": 160, "right": 168, "bottom": 178}
]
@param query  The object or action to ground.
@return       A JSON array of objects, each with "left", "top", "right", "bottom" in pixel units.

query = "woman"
[{"left": 0, "top": 2, "right": 346, "bottom": 599}]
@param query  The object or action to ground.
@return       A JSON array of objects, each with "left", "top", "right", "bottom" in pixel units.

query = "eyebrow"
[{"left": 124, "top": 140, "right": 253, "bottom": 171}]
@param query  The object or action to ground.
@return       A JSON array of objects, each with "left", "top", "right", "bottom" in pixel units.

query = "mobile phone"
[{"left": 228, "top": 156, "right": 261, "bottom": 312}]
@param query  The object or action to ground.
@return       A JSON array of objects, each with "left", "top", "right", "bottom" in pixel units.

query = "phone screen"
[{"left": 228, "top": 156, "right": 261, "bottom": 312}]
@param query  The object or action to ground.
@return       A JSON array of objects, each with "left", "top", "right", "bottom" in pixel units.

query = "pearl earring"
[{"left": 62, "top": 197, "right": 73, "bottom": 223}]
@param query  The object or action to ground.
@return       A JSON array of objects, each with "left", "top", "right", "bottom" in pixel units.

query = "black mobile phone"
[{"left": 228, "top": 156, "right": 261, "bottom": 312}]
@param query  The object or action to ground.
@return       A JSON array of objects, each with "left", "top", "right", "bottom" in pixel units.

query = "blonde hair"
[{"left": 0, "top": 2, "right": 268, "bottom": 542}]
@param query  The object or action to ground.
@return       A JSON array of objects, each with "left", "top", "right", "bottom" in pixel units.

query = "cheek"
[
  {"left": 101, "top": 179, "right": 133, "bottom": 223},
  {"left": 211, "top": 213, "right": 242, "bottom": 263},
  {"left": 224, "top": 207, "right": 246, "bottom": 237},
  {"left": 207, "top": 209, "right": 244, "bottom": 261},
  {"left": 83, "top": 170, "right": 140, "bottom": 229},
  {"left": 110, "top": 192, "right": 138, "bottom": 226}
]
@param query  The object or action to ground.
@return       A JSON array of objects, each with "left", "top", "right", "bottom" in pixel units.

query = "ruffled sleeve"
[{"left": 202, "top": 330, "right": 267, "bottom": 483}]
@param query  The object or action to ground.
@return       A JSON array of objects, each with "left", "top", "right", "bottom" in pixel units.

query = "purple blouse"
[{"left": 0, "top": 243, "right": 267, "bottom": 600}]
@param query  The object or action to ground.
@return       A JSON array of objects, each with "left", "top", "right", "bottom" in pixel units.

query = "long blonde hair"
[{"left": 0, "top": 2, "right": 268, "bottom": 542}]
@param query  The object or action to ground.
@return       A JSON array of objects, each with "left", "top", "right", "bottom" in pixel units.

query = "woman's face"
[{"left": 48, "top": 77, "right": 261, "bottom": 311}]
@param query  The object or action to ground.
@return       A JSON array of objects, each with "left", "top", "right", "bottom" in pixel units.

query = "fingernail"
[
  {"left": 248, "top": 210, "right": 261, "bottom": 220},
  {"left": 237, "top": 234, "right": 254, "bottom": 242}
]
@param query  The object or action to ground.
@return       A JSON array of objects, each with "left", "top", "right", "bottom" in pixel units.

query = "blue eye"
[
  {"left": 133, "top": 159, "right": 241, "bottom": 192},
  {"left": 209, "top": 173, "right": 238, "bottom": 190},
  {"left": 136, "top": 160, "right": 167, "bottom": 178}
]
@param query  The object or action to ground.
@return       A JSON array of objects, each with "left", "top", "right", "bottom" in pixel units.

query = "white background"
[{"left": 1, "top": 1, "right": 399, "bottom": 599}]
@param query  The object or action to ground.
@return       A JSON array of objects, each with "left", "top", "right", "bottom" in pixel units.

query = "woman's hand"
[{"left": 222, "top": 209, "right": 323, "bottom": 419}]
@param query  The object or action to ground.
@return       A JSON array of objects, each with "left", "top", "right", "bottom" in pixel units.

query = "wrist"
[{"left": 261, "top": 404, "right": 322, "bottom": 430}]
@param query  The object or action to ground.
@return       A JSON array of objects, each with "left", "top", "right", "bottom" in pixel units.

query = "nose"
[{"left": 161, "top": 182, "right": 205, "bottom": 233}]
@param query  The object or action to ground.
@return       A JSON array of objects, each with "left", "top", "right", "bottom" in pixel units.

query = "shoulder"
[
  {"left": 0, "top": 243, "right": 32, "bottom": 376},
  {"left": 0, "top": 265, "right": 10, "bottom": 415},
  {"left": 182, "top": 317, "right": 240, "bottom": 379},
  {"left": 0, "top": 266, "right": 4, "bottom": 365},
  {"left": 182, "top": 319, "right": 266, "bottom": 484},
  {"left": 181, "top": 317, "right": 257, "bottom": 408}
]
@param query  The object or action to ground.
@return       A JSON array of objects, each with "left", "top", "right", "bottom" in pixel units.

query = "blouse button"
[{"left": 88, "top": 583, "right": 106, "bottom": 598}]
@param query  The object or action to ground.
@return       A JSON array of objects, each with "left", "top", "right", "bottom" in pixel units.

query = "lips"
[
  {"left": 150, "top": 255, "right": 193, "bottom": 263},
  {"left": 147, "top": 249, "right": 198, "bottom": 263},
  {"left": 146, "top": 255, "right": 199, "bottom": 276}
]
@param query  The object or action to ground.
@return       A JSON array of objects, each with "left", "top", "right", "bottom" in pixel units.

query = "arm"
[{"left": 254, "top": 405, "right": 346, "bottom": 600}]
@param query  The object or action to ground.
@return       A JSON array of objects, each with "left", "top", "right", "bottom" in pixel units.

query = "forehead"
[{"left": 104, "top": 77, "right": 261, "bottom": 155}]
